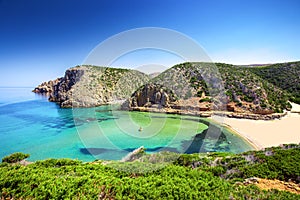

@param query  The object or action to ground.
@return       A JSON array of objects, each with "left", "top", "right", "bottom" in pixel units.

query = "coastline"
[
  {"left": 220, "top": 103, "right": 300, "bottom": 150},
  {"left": 129, "top": 106, "right": 287, "bottom": 120},
  {"left": 128, "top": 103, "right": 300, "bottom": 151},
  {"left": 220, "top": 122, "right": 262, "bottom": 150},
  {"left": 205, "top": 117, "right": 261, "bottom": 150}
]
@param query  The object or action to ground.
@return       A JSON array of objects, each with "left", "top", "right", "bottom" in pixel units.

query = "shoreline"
[
  {"left": 220, "top": 122, "right": 262, "bottom": 150},
  {"left": 220, "top": 103, "right": 300, "bottom": 149},
  {"left": 128, "top": 106, "right": 287, "bottom": 120},
  {"left": 32, "top": 92, "right": 300, "bottom": 151},
  {"left": 128, "top": 103, "right": 300, "bottom": 150},
  {"left": 204, "top": 117, "right": 261, "bottom": 150}
]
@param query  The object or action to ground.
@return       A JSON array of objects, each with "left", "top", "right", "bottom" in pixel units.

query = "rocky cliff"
[
  {"left": 34, "top": 61, "right": 299, "bottom": 116},
  {"left": 32, "top": 78, "right": 62, "bottom": 94},
  {"left": 128, "top": 83, "right": 177, "bottom": 108},
  {"left": 125, "top": 62, "right": 295, "bottom": 115},
  {"left": 34, "top": 65, "right": 150, "bottom": 108}
]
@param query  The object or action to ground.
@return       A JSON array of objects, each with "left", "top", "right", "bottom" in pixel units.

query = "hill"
[
  {"left": 249, "top": 61, "right": 300, "bottom": 104},
  {"left": 128, "top": 62, "right": 293, "bottom": 115},
  {"left": 34, "top": 61, "right": 300, "bottom": 115},
  {"left": 33, "top": 65, "right": 150, "bottom": 107}
]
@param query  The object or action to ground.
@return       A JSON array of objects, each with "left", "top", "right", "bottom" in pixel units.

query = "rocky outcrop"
[
  {"left": 128, "top": 106, "right": 286, "bottom": 120},
  {"left": 121, "top": 146, "right": 146, "bottom": 162},
  {"left": 33, "top": 65, "right": 150, "bottom": 108},
  {"left": 32, "top": 78, "right": 62, "bottom": 94},
  {"left": 128, "top": 83, "right": 177, "bottom": 108},
  {"left": 49, "top": 67, "right": 85, "bottom": 107},
  {"left": 224, "top": 111, "right": 287, "bottom": 120}
]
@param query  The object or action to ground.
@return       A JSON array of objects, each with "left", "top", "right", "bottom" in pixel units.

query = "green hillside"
[
  {"left": 150, "top": 62, "right": 292, "bottom": 113},
  {"left": 34, "top": 65, "right": 150, "bottom": 108},
  {"left": 249, "top": 61, "right": 300, "bottom": 104},
  {"left": 34, "top": 61, "right": 300, "bottom": 114},
  {"left": 217, "top": 62, "right": 291, "bottom": 113},
  {"left": 1, "top": 145, "right": 299, "bottom": 199}
]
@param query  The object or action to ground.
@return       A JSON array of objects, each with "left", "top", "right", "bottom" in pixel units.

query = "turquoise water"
[{"left": 0, "top": 88, "right": 253, "bottom": 162}]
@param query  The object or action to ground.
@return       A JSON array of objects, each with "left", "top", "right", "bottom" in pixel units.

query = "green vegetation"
[
  {"left": 1, "top": 145, "right": 299, "bottom": 199},
  {"left": 176, "top": 144, "right": 300, "bottom": 183},
  {"left": 199, "top": 97, "right": 212, "bottom": 103},
  {"left": 215, "top": 62, "right": 291, "bottom": 113},
  {"left": 249, "top": 61, "right": 300, "bottom": 104},
  {"left": 38, "top": 61, "right": 300, "bottom": 111},
  {"left": 2, "top": 152, "right": 29, "bottom": 163},
  {"left": 151, "top": 62, "right": 296, "bottom": 113},
  {"left": 85, "top": 66, "right": 150, "bottom": 99}
]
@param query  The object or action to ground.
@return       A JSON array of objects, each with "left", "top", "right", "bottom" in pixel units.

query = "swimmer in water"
[{"left": 138, "top": 127, "right": 143, "bottom": 132}]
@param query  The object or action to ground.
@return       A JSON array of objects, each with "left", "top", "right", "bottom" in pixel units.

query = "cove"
[{"left": 0, "top": 88, "right": 253, "bottom": 162}]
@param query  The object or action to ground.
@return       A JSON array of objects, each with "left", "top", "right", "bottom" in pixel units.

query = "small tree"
[{"left": 2, "top": 152, "right": 30, "bottom": 163}]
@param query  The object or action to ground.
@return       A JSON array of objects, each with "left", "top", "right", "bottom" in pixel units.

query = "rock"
[
  {"left": 32, "top": 78, "right": 62, "bottom": 94},
  {"left": 144, "top": 101, "right": 152, "bottom": 107},
  {"left": 18, "top": 159, "right": 33, "bottom": 166},
  {"left": 128, "top": 83, "right": 177, "bottom": 108},
  {"left": 155, "top": 92, "right": 161, "bottom": 104},
  {"left": 121, "top": 146, "right": 146, "bottom": 162},
  {"left": 244, "top": 177, "right": 260, "bottom": 185},
  {"left": 226, "top": 112, "right": 286, "bottom": 120},
  {"left": 49, "top": 67, "right": 85, "bottom": 107},
  {"left": 227, "top": 104, "right": 235, "bottom": 112},
  {"left": 161, "top": 92, "right": 169, "bottom": 107},
  {"left": 33, "top": 66, "right": 149, "bottom": 108}
]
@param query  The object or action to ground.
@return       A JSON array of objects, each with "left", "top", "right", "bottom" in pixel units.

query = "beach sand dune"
[{"left": 223, "top": 103, "right": 300, "bottom": 149}]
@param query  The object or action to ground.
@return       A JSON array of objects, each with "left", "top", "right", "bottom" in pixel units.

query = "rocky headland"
[
  {"left": 33, "top": 65, "right": 150, "bottom": 108},
  {"left": 33, "top": 61, "right": 300, "bottom": 120},
  {"left": 33, "top": 78, "right": 62, "bottom": 94}
]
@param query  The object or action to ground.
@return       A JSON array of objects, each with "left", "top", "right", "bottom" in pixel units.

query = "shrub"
[{"left": 2, "top": 152, "right": 30, "bottom": 163}]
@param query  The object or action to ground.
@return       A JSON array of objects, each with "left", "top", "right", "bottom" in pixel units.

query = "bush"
[
  {"left": 0, "top": 147, "right": 300, "bottom": 199},
  {"left": 199, "top": 97, "right": 212, "bottom": 103},
  {"left": 2, "top": 152, "right": 30, "bottom": 163}
]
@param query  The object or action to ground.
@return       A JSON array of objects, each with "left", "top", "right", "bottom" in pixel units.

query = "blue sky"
[{"left": 0, "top": 0, "right": 299, "bottom": 86}]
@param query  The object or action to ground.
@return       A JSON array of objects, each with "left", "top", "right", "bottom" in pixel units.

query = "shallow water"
[{"left": 0, "top": 88, "right": 253, "bottom": 162}]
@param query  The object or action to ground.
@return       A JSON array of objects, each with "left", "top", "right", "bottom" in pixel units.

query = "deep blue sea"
[{"left": 0, "top": 88, "right": 253, "bottom": 162}]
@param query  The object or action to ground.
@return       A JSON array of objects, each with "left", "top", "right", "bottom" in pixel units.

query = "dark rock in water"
[
  {"left": 97, "top": 117, "right": 118, "bottom": 122},
  {"left": 80, "top": 148, "right": 110, "bottom": 155}
]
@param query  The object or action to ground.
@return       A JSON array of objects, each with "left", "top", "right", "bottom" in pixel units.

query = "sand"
[{"left": 221, "top": 103, "right": 300, "bottom": 149}]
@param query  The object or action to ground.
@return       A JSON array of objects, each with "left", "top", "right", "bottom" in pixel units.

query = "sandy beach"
[{"left": 222, "top": 103, "right": 300, "bottom": 149}]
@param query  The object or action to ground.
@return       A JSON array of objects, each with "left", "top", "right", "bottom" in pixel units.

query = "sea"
[{"left": 0, "top": 87, "right": 253, "bottom": 162}]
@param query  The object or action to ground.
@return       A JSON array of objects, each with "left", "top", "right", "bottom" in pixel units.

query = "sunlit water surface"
[{"left": 0, "top": 88, "right": 253, "bottom": 161}]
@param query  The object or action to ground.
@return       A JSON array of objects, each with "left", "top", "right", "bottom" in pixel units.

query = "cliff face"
[
  {"left": 49, "top": 67, "right": 85, "bottom": 107},
  {"left": 128, "top": 83, "right": 177, "bottom": 108},
  {"left": 34, "top": 65, "right": 150, "bottom": 108}
]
